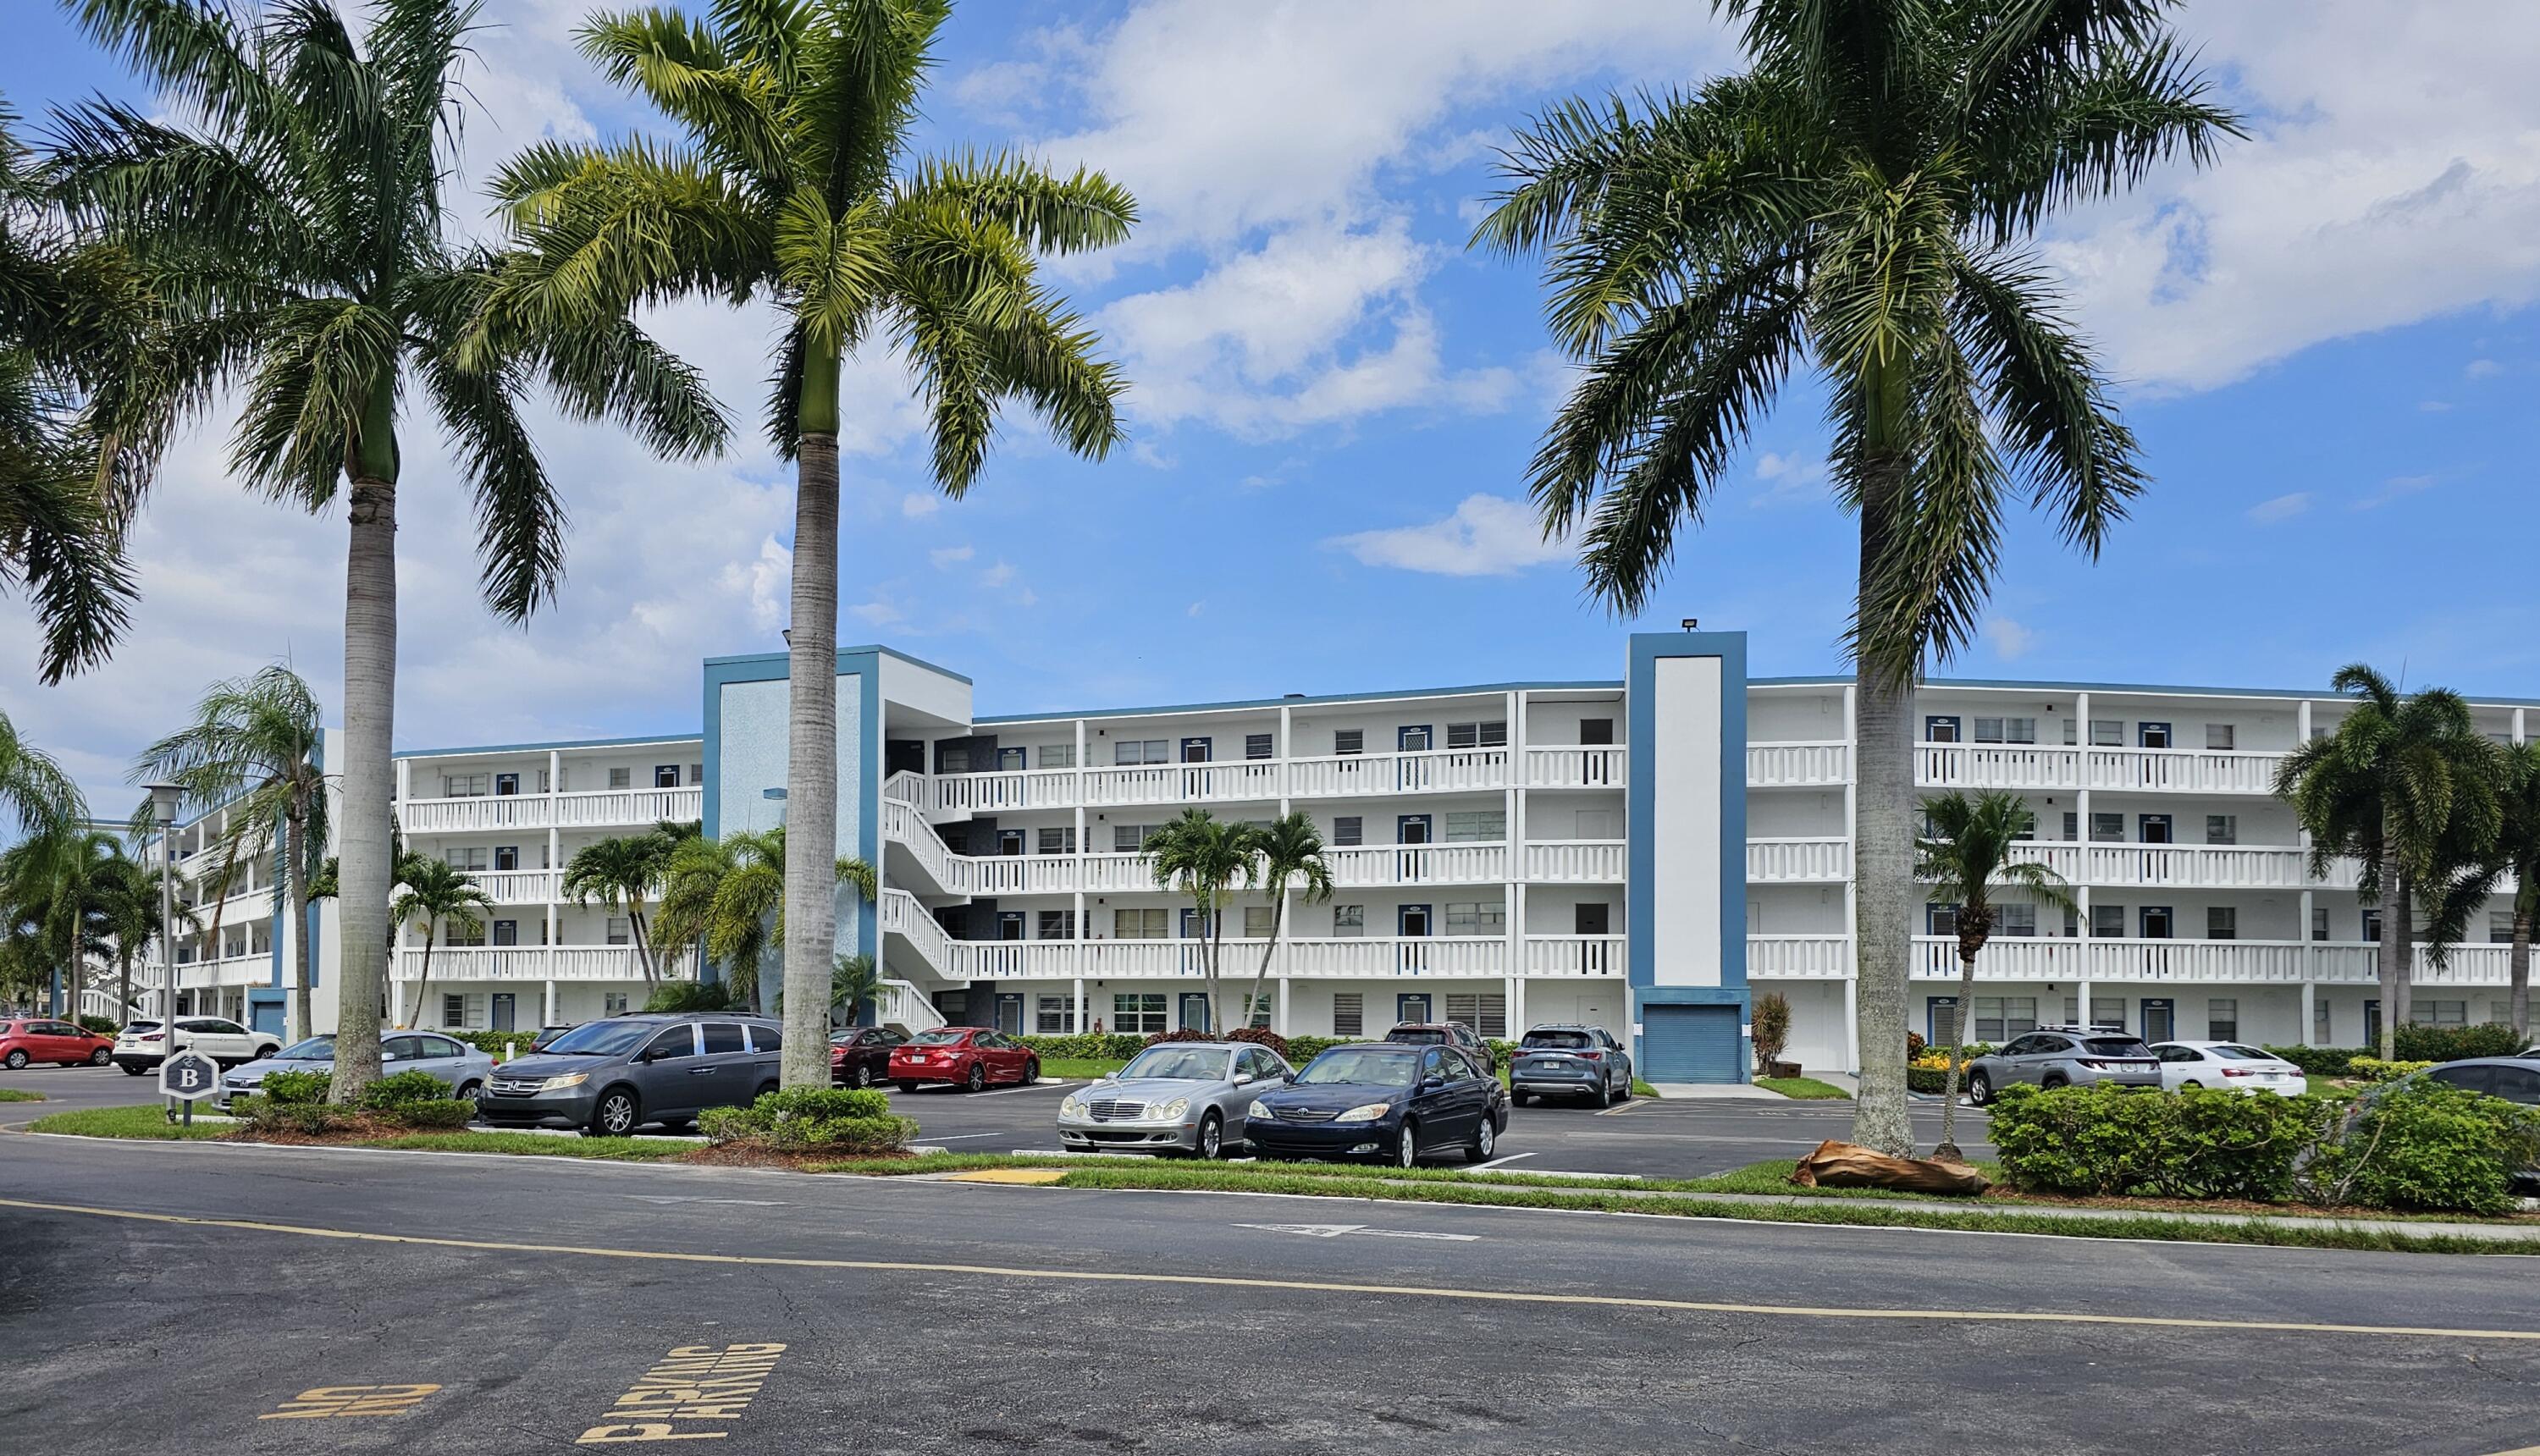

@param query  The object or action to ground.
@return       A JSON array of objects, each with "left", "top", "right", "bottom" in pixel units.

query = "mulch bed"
[
  {"left": 1965, "top": 1184, "right": 2539, "bottom": 1223},
  {"left": 681, "top": 1142, "right": 922, "bottom": 1170}
]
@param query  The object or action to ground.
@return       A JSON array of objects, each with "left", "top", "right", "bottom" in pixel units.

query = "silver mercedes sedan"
[{"left": 1056, "top": 1041, "right": 1295, "bottom": 1158}]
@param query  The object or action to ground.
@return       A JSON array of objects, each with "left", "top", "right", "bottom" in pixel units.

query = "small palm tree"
[
  {"left": 391, "top": 860, "right": 493, "bottom": 1029},
  {"left": 562, "top": 834, "right": 669, "bottom": 984},
  {"left": 1918, "top": 791, "right": 2073, "bottom": 1161},
  {"left": 90, "top": 852, "right": 191, "bottom": 1028},
  {"left": 2427, "top": 742, "right": 2540, "bottom": 1043},
  {"left": 2277, "top": 665, "right": 2503, "bottom": 1058},
  {"left": 0, "top": 827, "right": 124, "bottom": 1017},
  {"left": 1237, "top": 812, "right": 1333, "bottom": 1034},
  {"left": 130, "top": 666, "right": 329, "bottom": 1040},
  {"left": 1472, "top": 0, "right": 2237, "bottom": 1156},
  {"left": 0, "top": 709, "right": 84, "bottom": 838},
  {"left": 52, "top": 0, "right": 728, "bottom": 1102},
  {"left": 489, "top": 0, "right": 1135, "bottom": 1088},
  {"left": 1146, "top": 809, "right": 1256, "bottom": 1034},
  {"left": 653, "top": 827, "right": 875, "bottom": 1015}
]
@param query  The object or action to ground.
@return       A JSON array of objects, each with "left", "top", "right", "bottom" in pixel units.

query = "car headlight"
[
  {"left": 538, "top": 1073, "right": 588, "bottom": 1092},
  {"left": 1246, "top": 1100, "right": 1273, "bottom": 1120},
  {"left": 1336, "top": 1101, "right": 1394, "bottom": 1122},
  {"left": 1152, "top": 1097, "right": 1190, "bottom": 1122},
  {"left": 1059, "top": 1095, "right": 1082, "bottom": 1117}
]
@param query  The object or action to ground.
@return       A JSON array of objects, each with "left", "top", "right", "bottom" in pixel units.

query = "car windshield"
[
  {"left": 1295, "top": 1048, "right": 1419, "bottom": 1088},
  {"left": 1387, "top": 1028, "right": 1447, "bottom": 1044},
  {"left": 540, "top": 1020, "right": 660, "bottom": 1056},
  {"left": 1119, "top": 1047, "right": 1233, "bottom": 1082},
  {"left": 124, "top": 1021, "right": 159, "bottom": 1035},
  {"left": 2083, "top": 1039, "right": 2151, "bottom": 1057},
  {"left": 909, "top": 1029, "right": 969, "bottom": 1045},
  {"left": 1522, "top": 1031, "right": 1592, "bottom": 1050},
  {"left": 273, "top": 1036, "right": 335, "bottom": 1060},
  {"left": 2211, "top": 1045, "right": 2272, "bottom": 1060}
]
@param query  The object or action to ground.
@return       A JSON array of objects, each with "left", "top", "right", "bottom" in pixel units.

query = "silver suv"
[{"left": 1965, "top": 1027, "right": 2162, "bottom": 1106}]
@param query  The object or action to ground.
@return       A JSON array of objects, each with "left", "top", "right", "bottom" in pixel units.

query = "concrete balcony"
[
  {"left": 1748, "top": 934, "right": 1853, "bottom": 979},
  {"left": 1522, "top": 934, "right": 1625, "bottom": 976},
  {"left": 1523, "top": 840, "right": 1626, "bottom": 882},
  {"left": 1748, "top": 836, "right": 1851, "bottom": 883},
  {"left": 1913, "top": 744, "right": 2288, "bottom": 796},
  {"left": 390, "top": 945, "right": 681, "bottom": 983},
  {"left": 2077, "top": 844, "right": 2309, "bottom": 890},
  {"left": 178, "top": 951, "right": 273, "bottom": 989},
  {"left": 1523, "top": 747, "right": 1625, "bottom": 788},
  {"left": 474, "top": 869, "right": 560, "bottom": 903},
  {"left": 1287, "top": 748, "right": 1513, "bottom": 799},
  {"left": 930, "top": 935, "right": 1619, "bottom": 982},
  {"left": 1325, "top": 842, "right": 1509, "bottom": 888},
  {"left": 1748, "top": 741, "right": 1852, "bottom": 787},
  {"left": 1084, "top": 759, "right": 1284, "bottom": 808},
  {"left": 398, "top": 786, "right": 701, "bottom": 836}
]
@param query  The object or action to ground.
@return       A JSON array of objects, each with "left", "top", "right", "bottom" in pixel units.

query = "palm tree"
[
  {"left": 130, "top": 665, "right": 328, "bottom": 1040},
  {"left": 52, "top": 0, "right": 728, "bottom": 1102},
  {"left": 829, "top": 951, "right": 881, "bottom": 1029},
  {"left": 0, "top": 827, "right": 124, "bottom": 1017},
  {"left": 487, "top": 0, "right": 1135, "bottom": 1089},
  {"left": 2425, "top": 740, "right": 2538, "bottom": 1044},
  {"left": 562, "top": 833, "right": 667, "bottom": 984},
  {"left": 390, "top": 859, "right": 492, "bottom": 1029},
  {"left": 1146, "top": 809, "right": 1255, "bottom": 1034},
  {"left": 1237, "top": 812, "right": 1333, "bottom": 1034},
  {"left": 653, "top": 826, "right": 875, "bottom": 1015},
  {"left": 2277, "top": 666, "right": 2502, "bottom": 1059},
  {"left": 90, "top": 852, "right": 190, "bottom": 1028},
  {"left": 1471, "top": 2, "right": 2237, "bottom": 1154},
  {"left": 0, "top": 708, "right": 84, "bottom": 838},
  {"left": 1916, "top": 790, "right": 2073, "bottom": 1161}
]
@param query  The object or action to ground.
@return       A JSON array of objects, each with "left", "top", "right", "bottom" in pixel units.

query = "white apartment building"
[{"left": 107, "top": 633, "right": 2536, "bottom": 1083}]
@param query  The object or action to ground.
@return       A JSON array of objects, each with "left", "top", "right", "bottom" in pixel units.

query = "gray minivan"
[{"left": 475, "top": 1012, "right": 783, "bottom": 1135}]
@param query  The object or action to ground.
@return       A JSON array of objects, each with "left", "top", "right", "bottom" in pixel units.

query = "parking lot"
[{"left": 0, "top": 1060, "right": 1991, "bottom": 1174}]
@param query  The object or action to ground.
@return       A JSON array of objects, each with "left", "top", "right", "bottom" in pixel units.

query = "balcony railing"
[
  {"left": 1288, "top": 748, "right": 1513, "bottom": 799},
  {"left": 1748, "top": 837, "right": 1851, "bottom": 883},
  {"left": 1746, "top": 935, "right": 2511, "bottom": 985},
  {"left": 1523, "top": 934, "right": 1625, "bottom": 976},
  {"left": 919, "top": 744, "right": 1623, "bottom": 819},
  {"left": 180, "top": 951, "right": 273, "bottom": 988},
  {"left": 474, "top": 869, "right": 560, "bottom": 903},
  {"left": 397, "top": 786, "right": 701, "bottom": 835},
  {"left": 1523, "top": 840, "right": 1626, "bottom": 882},
  {"left": 1523, "top": 747, "right": 1625, "bottom": 788},
  {"left": 1913, "top": 744, "right": 2289, "bottom": 796},
  {"left": 1748, "top": 742, "right": 1852, "bottom": 787},
  {"left": 1747, "top": 934, "right": 1853, "bottom": 979},
  {"left": 389, "top": 945, "right": 682, "bottom": 983},
  {"left": 1325, "top": 842, "right": 1509, "bottom": 887},
  {"left": 920, "top": 935, "right": 1626, "bottom": 982}
]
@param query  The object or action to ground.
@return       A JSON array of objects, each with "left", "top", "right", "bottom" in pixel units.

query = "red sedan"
[
  {"left": 1, "top": 1018, "right": 116, "bottom": 1070},
  {"left": 888, "top": 1028, "right": 1039, "bottom": 1093}
]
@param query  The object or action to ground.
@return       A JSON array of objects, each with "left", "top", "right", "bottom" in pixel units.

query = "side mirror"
[
  {"left": 1420, "top": 1074, "right": 1444, "bottom": 1091},
  {"left": 1232, "top": 1073, "right": 1254, "bottom": 1086},
  {"left": 381, "top": 1054, "right": 400, "bottom": 1064}
]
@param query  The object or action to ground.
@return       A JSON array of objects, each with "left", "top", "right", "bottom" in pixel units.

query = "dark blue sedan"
[{"left": 1243, "top": 1042, "right": 1507, "bottom": 1168}]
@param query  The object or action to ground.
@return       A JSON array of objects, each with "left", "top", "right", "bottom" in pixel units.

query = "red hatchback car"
[
  {"left": 888, "top": 1027, "right": 1039, "bottom": 1093},
  {"left": 2, "top": 1018, "right": 115, "bottom": 1070}
]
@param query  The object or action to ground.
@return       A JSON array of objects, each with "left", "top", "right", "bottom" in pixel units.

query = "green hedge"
[
  {"left": 1017, "top": 1033, "right": 1150, "bottom": 1061},
  {"left": 450, "top": 1031, "right": 539, "bottom": 1060},
  {"left": 699, "top": 1087, "right": 914, "bottom": 1154},
  {"left": 2265, "top": 1045, "right": 2363, "bottom": 1078},
  {"left": 2350, "top": 1057, "right": 2438, "bottom": 1082},
  {"left": 2302, "top": 1081, "right": 2540, "bottom": 1216},
  {"left": 2394, "top": 1022, "right": 2529, "bottom": 1061},
  {"left": 645, "top": 981, "right": 734, "bottom": 1013},
  {"left": 260, "top": 1069, "right": 331, "bottom": 1106},
  {"left": 77, "top": 1014, "right": 119, "bottom": 1035},
  {"left": 231, "top": 1096, "right": 472, "bottom": 1133},
  {"left": 361, "top": 1069, "right": 455, "bottom": 1108},
  {"left": 1990, "top": 1084, "right": 2333, "bottom": 1200}
]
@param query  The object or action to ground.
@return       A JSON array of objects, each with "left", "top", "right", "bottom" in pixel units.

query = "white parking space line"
[
  {"left": 1468, "top": 1151, "right": 1536, "bottom": 1172},
  {"left": 913, "top": 1079, "right": 1075, "bottom": 1099}
]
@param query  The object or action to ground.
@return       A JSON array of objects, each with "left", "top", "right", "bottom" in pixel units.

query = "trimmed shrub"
[
  {"left": 78, "top": 1014, "right": 119, "bottom": 1035},
  {"left": 2299, "top": 1081, "right": 2540, "bottom": 1216},
  {"left": 2394, "top": 1022, "right": 2528, "bottom": 1062},
  {"left": 1989, "top": 1084, "right": 2338, "bottom": 1201},
  {"left": 1284, "top": 1035, "right": 1361, "bottom": 1064},
  {"left": 1138, "top": 1025, "right": 1295, "bottom": 1059},
  {"left": 698, "top": 1086, "right": 914, "bottom": 1155},
  {"left": 234, "top": 1099, "right": 362, "bottom": 1134},
  {"left": 360, "top": 1069, "right": 457, "bottom": 1108},
  {"left": 259, "top": 1069, "right": 332, "bottom": 1106},
  {"left": 2266, "top": 1045, "right": 2362, "bottom": 1078},
  {"left": 2349, "top": 1057, "right": 2438, "bottom": 1083},
  {"left": 449, "top": 1031, "right": 543, "bottom": 1061},
  {"left": 380, "top": 1101, "right": 475, "bottom": 1131},
  {"left": 645, "top": 980, "right": 733, "bottom": 1013},
  {"left": 1017, "top": 1033, "right": 1148, "bottom": 1062}
]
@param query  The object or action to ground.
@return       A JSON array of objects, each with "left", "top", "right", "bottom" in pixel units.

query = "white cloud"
[
  {"left": 1326, "top": 494, "right": 1571, "bottom": 576},
  {"left": 1985, "top": 617, "right": 2038, "bottom": 661},
  {"left": 849, "top": 598, "right": 905, "bottom": 627},
  {"left": 2356, "top": 473, "right": 2440, "bottom": 510},
  {"left": 2246, "top": 492, "right": 2313, "bottom": 524},
  {"left": 929, "top": 544, "right": 975, "bottom": 569},
  {"left": 979, "top": 561, "right": 1018, "bottom": 588},
  {"left": 1185, "top": 600, "right": 1204, "bottom": 617},
  {"left": 900, "top": 494, "right": 941, "bottom": 519},
  {"left": 2465, "top": 357, "right": 2505, "bottom": 378},
  {"left": 1751, "top": 451, "right": 1830, "bottom": 507}
]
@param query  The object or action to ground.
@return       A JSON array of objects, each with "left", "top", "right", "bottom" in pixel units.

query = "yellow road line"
[{"left": 7, "top": 1194, "right": 2537, "bottom": 1342}]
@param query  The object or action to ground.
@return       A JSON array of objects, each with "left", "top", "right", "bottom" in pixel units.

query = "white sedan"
[{"left": 2149, "top": 1041, "right": 2308, "bottom": 1096}]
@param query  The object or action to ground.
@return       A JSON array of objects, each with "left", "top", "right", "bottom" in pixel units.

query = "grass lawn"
[
  {"left": 1755, "top": 1076, "right": 1850, "bottom": 1100},
  {"left": 1038, "top": 1058, "right": 1127, "bottom": 1081},
  {"left": 25, "top": 1104, "right": 693, "bottom": 1161},
  {"left": 23, "top": 1105, "right": 227, "bottom": 1139},
  {"left": 0, "top": 1088, "right": 47, "bottom": 1103}
]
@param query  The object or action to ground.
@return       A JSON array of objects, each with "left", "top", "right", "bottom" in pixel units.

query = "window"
[
  {"left": 494, "top": 772, "right": 520, "bottom": 796},
  {"left": 2062, "top": 997, "right": 2125, "bottom": 1031},
  {"left": 441, "top": 995, "right": 465, "bottom": 1029},
  {"left": 1332, "top": 815, "right": 1362, "bottom": 847},
  {"left": 1036, "top": 995, "right": 1076, "bottom": 1034},
  {"left": 1927, "top": 902, "right": 1960, "bottom": 936},
  {"left": 2410, "top": 999, "right": 2468, "bottom": 1028},
  {"left": 1973, "top": 716, "right": 2036, "bottom": 744},
  {"left": 1113, "top": 993, "right": 1168, "bottom": 1035},
  {"left": 2312, "top": 907, "right": 2331, "bottom": 942},
  {"left": 2090, "top": 813, "right": 2123, "bottom": 842},
  {"left": 603, "top": 992, "right": 629, "bottom": 1016},
  {"left": 1243, "top": 905, "right": 1276, "bottom": 938},
  {"left": 443, "top": 771, "right": 491, "bottom": 797},
  {"left": 2062, "top": 812, "right": 2079, "bottom": 841},
  {"left": 1924, "top": 715, "right": 1961, "bottom": 743},
  {"left": 2206, "top": 723, "right": 2236, "bottom": 751},
  {"left": 2062, "top": 719, "right": 2079, "bottom": 746},
  {"left": 1036, "top": 910, "right": 1076, "bottom": 940},
  {"left": 1113, "top": 823, "right": 1163, "bottom": 852},
  {"left": 1334, "top": 729, "right": 1364, "bottom": 756},
  {"left": 494, "top": 845, "right": 519, "bottom": 872},
  {"left": 2140, "top": 906, "right": 2173, "bottom": 939},
  {"left": 1036, "top": 826, "right": 1076, "bottom": 855},
  {"left": 2090, "top": 720, "right": 2123, "bottom": 747},
  {"left": 1332, "top": 905, "right": 1365, "bottom": 937},
  {"left": 491, "top": 920, "right": 518, "bottom": 947},
  {"left": 2091, "top": 903, "right": 2125, "bottom": 938},
  {"left": 1444, "top": 993, "right": 1508, "bottom": 1039},
  {"left": 1105, "top": 907, "right": 1163, "bottom": 940},
  {"left": 1114, "top": 739, "right": 1169, "bottom": 765},
  {"left": 700, "top": 1023, "right": 745, "bottom": 1055},
  {"left": 1444, "top": 901, "right": 1504, "bottom": 936},
  {"left": 1999, "top": 904, "right": 2037, "bottom": 938},
  {"left": 606, "top": 766, "right": 631, "bottom": 789},
  {"left": 1040, "top": 743, "right": 1075, "bottom": 769},
  {"left": 1973, "top": 996, "right": 2038, "bottom": 1041},
  {"left": 2139, "top": 722, "right": 2172, "bottom": 748},
  {"left": 2208, "top": 998, "right": 2239, "bottom": 1040},
  {"left": 643, "top": 1026, "right": 694, "bottom": 1060},
  {"left": 2361, "top": 909, "right": 2382, "bottom": 942},
  {"left": 2495, "top": 912, "right": 2520, "bottom": 945},
  {"left": 601, "top": 917, "right": 630, "bottom": 946},
  {"left": 1333, "top": 992, "right": 1365, "bottom": 1037},
  {"left": 1578, "top": 718, "right": 1615, "bottom": 746},
  {"left": 1245, "top": 732, "right": 1274, "bottom": 760},
  {"left": 2313, "top": 998, "right": 2330, "bottom": 1042},
  {"left": 446, "top": 918, "right": 485, "bottom": 947},
  {"left": 939, "top": 746, "right": 970, "bottom": 774},
  {"left": 654, "top": 764, "right": 680, "bottom": 788},
  {"left": 1446, "top": 720, "right": 1508, "bottom": 749},
  {"left": 748, "top": 1023, "right": 781, "bottom": 1053},
  {"left": 1245, "top": 992, "right": 1273, "bottom": 1030},
  {"left": 445, "top": 847, "right": 489, "bottom": 871},
  {"left": 690, "top": 764, "right": 704, "bottom": 786},
  {"left": 1444, "top": 809, "right": 1506, "bottom": 842},
  {"left": 2207, "top": 907, "right": 2238, "bottom": 940},
  {"left": 2206, "top": 815, "right": 2237, "bottom": 846}
]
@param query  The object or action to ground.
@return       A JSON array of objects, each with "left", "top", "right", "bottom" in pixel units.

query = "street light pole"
[{"left": 146, "top": 783, "right": 183, "bottom": 1051}]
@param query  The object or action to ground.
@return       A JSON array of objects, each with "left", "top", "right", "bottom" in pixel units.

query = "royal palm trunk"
[
  {"left": 2511, "top": 907, "right": 2532, "bottom": 1041},
  {"left": 1849, "top": 441, "right": 1918, "bottom": 1156},
  {"left": 779, "top": 348, "right": 843, "bottom": 1089},
  {"left": 1243, "top": 893, "right": 1285, "bottom": 1038},
  {"left": 330, "top": 447, "right": 398, "bottom": 1101}
]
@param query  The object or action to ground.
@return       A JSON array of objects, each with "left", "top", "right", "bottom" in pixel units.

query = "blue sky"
[{"left": 5, "top": 1, "right": 2537, "bottom": 809}]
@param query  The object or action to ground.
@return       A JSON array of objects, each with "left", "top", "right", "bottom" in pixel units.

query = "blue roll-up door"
[
  {"left": 1642, "top": 1005, "right": 1741, "bottom": 1083},
  {"left": 249, "top": 1000, "right": 284, "bottom": 1036}
]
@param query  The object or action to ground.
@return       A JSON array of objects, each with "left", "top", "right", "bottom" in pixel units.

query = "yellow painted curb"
[{"left": 940, "top": 1168, "right": 1068, "bottom": 1185}]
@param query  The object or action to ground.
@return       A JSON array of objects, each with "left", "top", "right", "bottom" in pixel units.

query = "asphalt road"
[{"left": 3, "top": 1126, "right": 2536, "bottom": 1453}]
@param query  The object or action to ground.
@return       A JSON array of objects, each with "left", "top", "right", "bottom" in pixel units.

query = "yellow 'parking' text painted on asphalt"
[
  {"left": 574, "top": 1343, "right": 787, "bottom": 1445},
  {"left": 258, "top": 1384, "right": 442, "bottom": 1420}
]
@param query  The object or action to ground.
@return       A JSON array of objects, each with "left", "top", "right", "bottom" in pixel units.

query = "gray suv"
[
  {"left": 476, "top": 1012, "right": 783, "bottom": 1136},
  {"left": 1965, "top": 1028, "right": 2162, "bottom": 1106}
]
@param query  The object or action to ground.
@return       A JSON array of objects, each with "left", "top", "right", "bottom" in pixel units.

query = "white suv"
[{"left": 110, "top": 1017, "right": 282, "bottom": 1076}]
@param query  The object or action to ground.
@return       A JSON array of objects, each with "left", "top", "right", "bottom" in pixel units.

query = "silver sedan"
[{"left": 1057, "top": 1042, "right": 1294, "bottom": 1158}]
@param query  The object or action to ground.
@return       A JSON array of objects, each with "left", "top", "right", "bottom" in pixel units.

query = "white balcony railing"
[
  {"left": 1911, "top": 744, "right": 2289, "bottom": 796},
  {"left": 1748, "top": 837, "right": 1851, "bottom": 883},
  {"left": 879, "top": 889, "right": 952, "bottom": 981},
  {"left": 883, "top": 770, "right": 925, "bottom": 808},
  {"left": 930, "top": 769, "right": 1079, "bottom": 816},
  {"left": 1915, "top": 745, "right": 2083, "bottom": 791},
  {"left": 2080, "top": 844, "right": 2308, "bottom": 890},
  {"left": 397, "top": 786, "right": 700, "bottom": 836},
  {"left": 1524, "top": 840, "right": 1626, "bottom": 882},
  {"left": 1325, "top": 842, "right": 1509, "bottom": 887},
  {"left": 180, "top": 951, "right": 273, "bottom": 988},
  {"left": 474, "top": 869, "right": 560, "bottom": 904},
  {"left": 1748, "top": 741, "right": 1852, "bottom": 787},
  {"left": 927, "top": 935, "right": 1560, "bottom": 982},
  {"left": 874, "top": 979, "right": 946, "bottom": 1033},
  {"left": 1523, "top": 935, "right": 1625, "bottom": 976},
  {"left": 390, "top": 945, "right": 678, "bottom": 983},
  {"left": 1747, "top": 934, "right": 1853, "bottom": 978},
  {"left": 1524, "top": 747, "right": 1625, "bottom": 788},
  {"left": 1284, "top": 749, "right": 1513, "bottom": 799}
]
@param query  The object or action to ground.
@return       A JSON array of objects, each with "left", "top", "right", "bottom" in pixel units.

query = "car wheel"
[
  {"left": 454, "top": 1081, "right": 483, "bottom": 1103},
  {"left": 1024, "top": 1058, "right": 1041, "bottom": 1085},
  {"left": 119, "top": 1063, "right": 148, "bottom": 1077},
  {"left": 2040, "top": 1074, "right": 2068, "bottom": 1090},
  {"left": 852, "top": 1063, "right": 875, "bottom": 1089},
  {"left": 1604, "top": 1077, "right": 1627, "bottom": 1106},
  {"left": 584, "top": 1088, "right": 639, "bottom": 1138},
  {"left": 1394, "top": 1120, "right": 1419, "bottom": 1169},
  {"left": 1465, "top": 1117, "right": 1495, "bottom": 1163},
  {"left": 896, "top": 1080, "right": 919, "bottom": 1094},
  {"left": 2181, "top": 1079, "right": 2202, "bottom": 1089},
  {"left": 1510, "top": 1089, "right": 1530, "bottom": 1107},
  {"left": 1966, "top": 1072, "right": 1992, "bottom": 1106},
  {"left": 3, "top": 1050, "right": 26, "bottom": 1069},
  {"left": 1196, "top": 1111, "right": 1224, "bottom": 1160},
  {"left": 964, "top": 1062, "right": 986, "bottom": 1094},
  {"left": 88, "top": 1047, "right": 111, "bottom": 1067}
]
